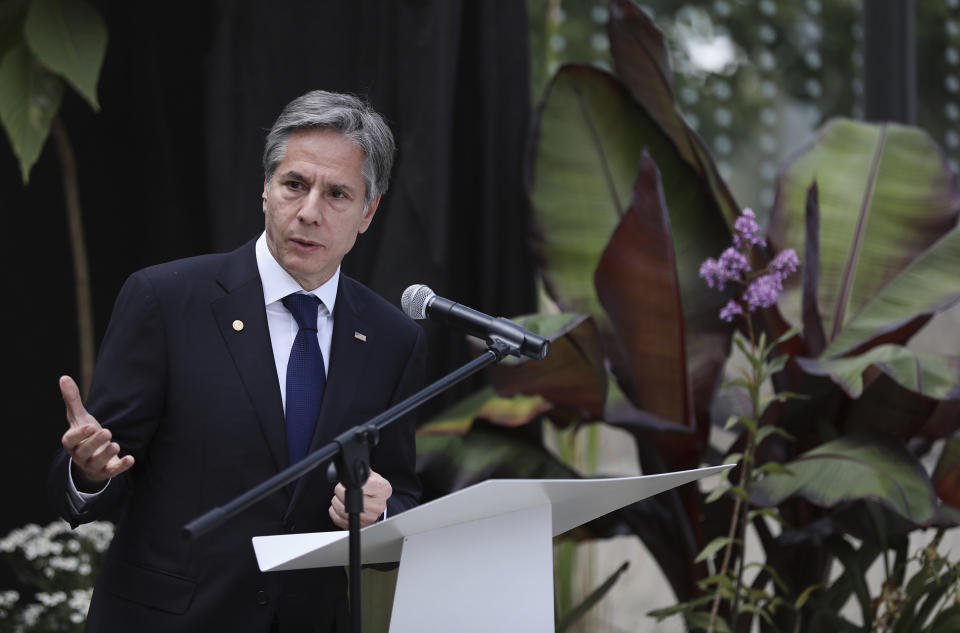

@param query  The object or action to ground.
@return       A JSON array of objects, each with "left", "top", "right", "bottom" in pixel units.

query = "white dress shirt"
[{"left": 69, "top": 232, "right": 337, "bottom": 503}]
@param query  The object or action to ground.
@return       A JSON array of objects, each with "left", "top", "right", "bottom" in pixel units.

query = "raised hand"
[{"left": 60, "top": 375, "right": 135, "bottom": 492}]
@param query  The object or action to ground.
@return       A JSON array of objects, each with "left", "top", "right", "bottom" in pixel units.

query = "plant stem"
[
  {"left": 707, "top": 320, "right": 760, "bottom": 633},
  {"left": 51, "top": 116, "right": 95, "bottom": 396},
  {"left": 706, "top": 467, "right": 745, "bottom": 633}
]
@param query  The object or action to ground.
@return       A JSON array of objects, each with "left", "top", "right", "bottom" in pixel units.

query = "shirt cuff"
[{"left": 67, "top": 458, "right": 110, "bottom": 508}]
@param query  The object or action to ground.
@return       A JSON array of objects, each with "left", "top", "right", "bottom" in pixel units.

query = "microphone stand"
[{"left": 184, "top": 339, "right": 520, "bottom": 633}]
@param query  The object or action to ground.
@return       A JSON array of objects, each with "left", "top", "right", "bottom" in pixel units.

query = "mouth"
[{"left": 289, "top": 237, "right": 322, "bottom": 251}]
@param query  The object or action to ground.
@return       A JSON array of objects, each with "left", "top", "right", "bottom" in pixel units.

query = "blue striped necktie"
[{"left": 282, "top": 293, "right": 326, "bottom": 465}]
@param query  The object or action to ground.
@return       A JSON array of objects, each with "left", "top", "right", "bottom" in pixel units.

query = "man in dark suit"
[{"left": 48, "top": 90, "right": 425, "bottom": 632}]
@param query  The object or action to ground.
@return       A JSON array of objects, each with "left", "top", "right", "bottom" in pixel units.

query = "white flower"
[
  {"left": 49, "top": 556, "right": 81, "bottom": 572},
  {"left": 21, "top": 602, "right": 45, "bottom": 626},
  {"left": 0, "top": 590, "right": 20, "bottom": 607},
  {"left": 68, "top": 588, "right": 93, "bottom": 613},
  {"left": 36, "top": 591, "right": 68, "bottom": 607}
]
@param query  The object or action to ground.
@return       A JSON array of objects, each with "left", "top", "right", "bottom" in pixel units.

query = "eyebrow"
[{"left": 281, "top": 170, "right": 309, "bottom": 183}]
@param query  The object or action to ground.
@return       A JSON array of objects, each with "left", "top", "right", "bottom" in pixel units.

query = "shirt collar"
[{"left": 255, "top": 232, "right": 339, "bottom": 312}]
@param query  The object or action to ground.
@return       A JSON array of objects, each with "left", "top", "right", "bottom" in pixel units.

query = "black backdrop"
[{"left": 1, "top": 0, "right": 534, "bottom": 585}]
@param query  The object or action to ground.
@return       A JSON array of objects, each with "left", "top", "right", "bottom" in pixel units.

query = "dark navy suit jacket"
[{"left": 48, "top": 238, "right": 425, "bottom": 633}]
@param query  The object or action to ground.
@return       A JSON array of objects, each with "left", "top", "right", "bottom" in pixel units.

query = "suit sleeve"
[
  {"left": 48, "top": 270, "right": 168, "bottom": 527},
  {"left": 375, "top": 324, "right": 427, "bottom": 517}
]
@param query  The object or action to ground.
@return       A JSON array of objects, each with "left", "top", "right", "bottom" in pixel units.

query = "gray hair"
[{"left": 262, "top": 90, "right": 395, "bottom": 207}]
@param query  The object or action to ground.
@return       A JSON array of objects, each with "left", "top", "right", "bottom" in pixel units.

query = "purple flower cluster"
[
  {"left": 700, "top": 208, "right": 799, "bottom": 322},
  {"left": 699, "top": 247, "right": 750, "bottom": 290},
  {"left": 733, "top": 208, "right": 765, "bottom": 249}
]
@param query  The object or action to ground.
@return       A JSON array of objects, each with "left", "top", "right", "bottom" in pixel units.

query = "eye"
[
  {"left": 285, "top": 180, "right": 303, "bottom": 191},
  {"left": 330, "top": 188, "right": 346, "bottom": 199}
]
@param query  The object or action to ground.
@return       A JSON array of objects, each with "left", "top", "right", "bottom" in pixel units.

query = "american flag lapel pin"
[{"left": 354, "top": 331, "right": 367, "bottom": 342}]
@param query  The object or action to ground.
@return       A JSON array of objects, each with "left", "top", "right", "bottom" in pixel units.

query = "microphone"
[{"left": 401, "top": 285, "right": 550, "bottom": 361}]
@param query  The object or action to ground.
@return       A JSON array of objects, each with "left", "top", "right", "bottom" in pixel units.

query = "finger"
[
  {"left": 359, "top": 508, "right": 384, "bottom": 528},
  {"left": 80, "top": 444, "right": 134, "bottom": 482},
  {"left": 60, "top": 376, "right": 93, "bottom": 429},
  {"left": 103, "top": 454, "right": 135, "bottom": 479},
  {"left": 333, "top": 482, "right": 345, "bottom": 503},
  {"left": 328, "top": 505, "right": 348, "bottom": 530},
  {"left": 330, "top": 494, "right": 345, "bottom": 517},
  {"left": 61, "top": 423, "right": 100, "bottom": 452},
  {"left": 70, "top": 428, "right": 113, "bottom": 463},
  {"left": 362, "top": 470, "right": 390, "bottom": 493}
]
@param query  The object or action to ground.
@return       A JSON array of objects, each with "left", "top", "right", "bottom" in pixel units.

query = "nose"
[{"left": 296, "top": 190, "right": 324, "bottom": 224}]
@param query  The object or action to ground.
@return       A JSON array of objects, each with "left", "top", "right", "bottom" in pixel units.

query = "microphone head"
[{"left": 401, "top": 284, "right": 435, "bottom": 319}]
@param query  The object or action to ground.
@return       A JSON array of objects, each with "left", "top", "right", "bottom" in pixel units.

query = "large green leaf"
[
  {"left": 417, "top": 386, "right": 551, "bottom": 436},
  {"left": 750, "top": 434, "right": 937, "bottom": 526},
  {"left": 0, "top": 43, "right": 63, "bottom": 182},
  {"left": 796, "top": 344, "right": 960, "bottom": 399},
  {"left": 24, "top": 0, "right": 106, "bottom": 110},
  {"left": 769, "top": 119, "right": 960, "bottom": 353},
  {"left": 607, "top": 0, "right": 739, "bottom": 226},
  {"left": 529, "top": 64, "right": 732, "bottom": 421},
  {"left": 823, "top": 224, "right": 960, "bottom": 357}
]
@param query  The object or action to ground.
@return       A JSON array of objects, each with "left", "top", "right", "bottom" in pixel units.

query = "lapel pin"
[
  {"left": 354, "top": 331, "right": 367, "bottom": 342},
  {"left": 232, "top": 320, "right": 244, "bottom": 332}
]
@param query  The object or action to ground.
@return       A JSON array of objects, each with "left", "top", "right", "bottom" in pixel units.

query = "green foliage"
[
  {"left": 768, "top": 119, "right": 960, "bottom": 357},
  {"left": 418, "top": 1, "right": 960, "bottom": 630},
  {"left": 750, "top": 435, "right": 939, "bottom": 526},
  {"left": 0, "top": 0, "right": 106, "bottom": 182}
]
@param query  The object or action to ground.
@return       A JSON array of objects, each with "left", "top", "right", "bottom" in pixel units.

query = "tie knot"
[{"left": 282, "top": 293, "right": 322, "bottom": 331}]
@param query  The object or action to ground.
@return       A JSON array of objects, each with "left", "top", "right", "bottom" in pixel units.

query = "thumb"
[{"left": 60, "top": 375, "right": 96, "bottom": 429}]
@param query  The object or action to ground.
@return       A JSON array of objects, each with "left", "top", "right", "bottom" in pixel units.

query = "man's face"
[{"left": 262, "top": 128, "right": 380, "bottom": 290}]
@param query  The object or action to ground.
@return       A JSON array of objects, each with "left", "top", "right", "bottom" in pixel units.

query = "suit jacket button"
[{"left": 257, "top": 590, "right": 269, "bottom": 605}]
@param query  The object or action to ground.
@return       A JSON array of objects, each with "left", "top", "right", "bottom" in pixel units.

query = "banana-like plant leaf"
[
  {"left": 24, "top": 0, "right": 106, "bottom": 110},
  {"left": 842, "top": 373, "right": 941, "bottom": 440},
  {"left": 917, "top": 399, "right": 960, "bottom": 441},
  {"left": 802, "top": 182, "right": 827, "bottom": 355},
  {"left": 768, "top": 119, "right": 960, "bottom": 354},
  {"left": 750, "top": 434, "right": 937, "bottom": 526},
  {"left": 823, "top": 224, "right": 960, "bottom": 357},
  {"left": 594, "top": 152, "right": 695, "bottom": 431},
  {"left": 529, "top": 64, "right": 732, "bottom": 425},
  {"left": 607, "top": 0, "right": 739, "bottom": 226},
  {"left": 796, "top": 344, "right": 960, "bottom": 399},
  {"left": 0, "top": 43, "right": 63, "bottom": 182},
  {"left": 416, "top": 426, "right": 580, "bottom": 498},
  {"left": 417, "top": 386, "right": 551, "bottom": 436},
  {"left": 932, "top": 437, "right": 960, "bottom": 508},
  {"left": 488, "top": 312, "right": 606, "bottom": 421}
]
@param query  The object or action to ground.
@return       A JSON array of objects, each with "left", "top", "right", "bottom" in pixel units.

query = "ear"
[
  {"left": 261, "top": 179, "right": 269, "bottom": 213},
  {"left": 358, "top": 195, "right": 381, "bottom": 234}
]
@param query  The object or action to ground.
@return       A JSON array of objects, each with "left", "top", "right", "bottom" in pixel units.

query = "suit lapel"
[{"left": 211, "top": 241, "right": 290, "bottom": 485}]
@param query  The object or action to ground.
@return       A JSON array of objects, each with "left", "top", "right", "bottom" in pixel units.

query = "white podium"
[{"left": 253, "top": 466, "right": 728, "bottom": 633}]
